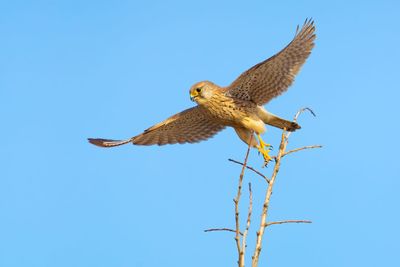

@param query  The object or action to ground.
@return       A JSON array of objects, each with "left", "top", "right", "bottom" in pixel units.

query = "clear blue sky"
[{"left": 1, "top": 1, "right": 399, "bottom": 266}]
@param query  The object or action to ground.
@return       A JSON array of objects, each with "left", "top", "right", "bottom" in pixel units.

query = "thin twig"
[
  {"left": 242, "top": 183, "right": 253, "bottom": 256},
  {"left": 287, "top": 107, "right": 316, "bottom": 139},
  {"left": 234, "top": 135, "right": 253, "bottom": 267},
  {"left": 204, "top": 228, "right": 243, "bottom": 235},
  {"left": 283, "top": 145, "right": 322, "bottom": 157},
  {"left": 295, "top": 107, "right": 315, "bottom": 122},
  {"left": 266, "top": 220, "right": 312, "bottom": 227},
  {"left": 229, "top": 159, "right": 270, "bottom": 183}
]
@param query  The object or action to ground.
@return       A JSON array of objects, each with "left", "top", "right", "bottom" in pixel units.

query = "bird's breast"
[{"left": 202, "top": 95, "right": 263, "bottom": 132}]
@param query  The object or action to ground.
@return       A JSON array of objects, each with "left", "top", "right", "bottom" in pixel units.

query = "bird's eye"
[{"left": 196, "top": 87, "right": 201, "bottom": 93}]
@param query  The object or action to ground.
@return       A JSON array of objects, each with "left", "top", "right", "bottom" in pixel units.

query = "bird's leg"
[{"left": 256, "top": 134, "right": 272, "bottom": 164}]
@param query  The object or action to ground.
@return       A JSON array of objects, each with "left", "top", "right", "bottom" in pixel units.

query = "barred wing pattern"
[
  {"left": 88, "top": 107, "right": 225, "bottom": 147},
  {"left": 131, "top": 106, "right": 225, "bottom": 145},
  {"left": 225, "top": 19, "right": 316, "bottom": 106}
]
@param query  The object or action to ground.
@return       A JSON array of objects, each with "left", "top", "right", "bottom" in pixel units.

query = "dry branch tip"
[
  {"left": 204, "top": 228, "right": 243, "bottom": 235},
  {"left": 266, "top": 220, "right": 312, "bottom": 227},
  {"left": 229, "top": 158, "right": 270, "bottom": 183}
]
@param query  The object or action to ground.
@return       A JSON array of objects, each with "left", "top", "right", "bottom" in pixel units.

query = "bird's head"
[{"left": 189, "top": 81, "right": 217, "bottom": 104}]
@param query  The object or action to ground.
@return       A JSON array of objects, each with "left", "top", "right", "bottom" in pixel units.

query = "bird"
[{"left": 88, "top": 19, "right": 316, "bottom": 164}]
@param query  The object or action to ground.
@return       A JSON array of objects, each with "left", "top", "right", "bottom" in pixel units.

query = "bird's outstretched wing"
[
  {"left": 224, "top": 19, "right": 316, "bottom": 106},
  {"left": 88, "top": 106, "right": 225, "bottom": 147}
]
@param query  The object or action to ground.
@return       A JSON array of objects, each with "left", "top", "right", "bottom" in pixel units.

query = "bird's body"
[
  {"left": 192, "top": 82, "right": 262, "bottom": 132},
  {"left": 88, "top": 19, "right": 316, "bottom": 162}
]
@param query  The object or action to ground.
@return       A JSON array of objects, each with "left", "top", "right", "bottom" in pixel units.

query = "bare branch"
[
  {"left": 266, "top": 220, "right": 312, "bottom": 227},
  {"left": 251, "top": 108, "right": 319, "bottom": 266},
  {"left": 209, "top": 108, "right": 321, "bottom": 266},
  {"left": 229, "top": 159, "right": 270, "bottom": 183},
  {"left": 241, "top": 183, "right": 253, "bottom": 256},
  {"left": 252, "top": 130, "right": 288, "bottom": 267},
  {"left": 283, "top": 145, "right": 322, "bottom": 157},
  {"left": 234, "top": 135, "right": 253, "bottom": 267},
  {"left": 204, "top": 228, "right": 243, "bottom": 235}
]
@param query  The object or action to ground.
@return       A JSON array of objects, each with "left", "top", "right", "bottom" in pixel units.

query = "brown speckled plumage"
[
  {"left": 88, "top": 19, "right": 315, "bottom": 148},
  {"left": 224, "top": 19, "right": 315, "bottom": 105}
]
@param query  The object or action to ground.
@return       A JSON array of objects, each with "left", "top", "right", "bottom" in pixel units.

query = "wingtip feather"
[{"left": 88, "top": 138, "right": 131, "bottom": 147}]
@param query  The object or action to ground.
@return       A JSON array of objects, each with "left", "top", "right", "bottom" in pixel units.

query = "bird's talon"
[
  {"left": 256, "top": 134, "right": 272, "bottom": 165},
  {"left": 257, "top": 147, "right": 272, "bottom": 166}
]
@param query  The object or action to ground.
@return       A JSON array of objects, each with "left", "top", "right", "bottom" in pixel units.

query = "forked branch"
[
  {"left": 205, "top": 108, "right": 320, "bottom": 267},
  {"left": 251, "top": 108, "right": 318, "bottom": 267}
]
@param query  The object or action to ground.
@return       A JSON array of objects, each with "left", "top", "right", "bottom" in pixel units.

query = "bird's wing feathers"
[
  {"left": 131, "top": 106, "right": 225, "bottom": 145},
  {"left": 224, "top": 19, "right": 316, "bottom": 105},
  {"left": 88, "top": 107, "right": 225, "bottom": 147}
]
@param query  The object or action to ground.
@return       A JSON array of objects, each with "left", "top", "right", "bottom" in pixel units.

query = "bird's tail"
[
  {"left": 88, "top": 138, "right": 132, "bottom": 148},
  {"left": 259, "top": 110, "right": 301, "bottom": 132}
]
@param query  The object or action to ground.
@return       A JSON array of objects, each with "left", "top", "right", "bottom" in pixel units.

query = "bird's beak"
[{"left": 190, "top": 91, "right": 197, "bottom": 102}]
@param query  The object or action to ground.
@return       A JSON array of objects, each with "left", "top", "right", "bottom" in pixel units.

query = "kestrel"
[{"left": 88, "top": 19, "right": 316, "bottom": 163}]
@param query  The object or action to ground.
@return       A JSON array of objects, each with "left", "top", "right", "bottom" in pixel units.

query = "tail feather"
[
  {"left": 258, "top": 109, "right": 301, "bottom": 132},
  {"left": 88, "top": 138, "right": 131, "bottom": 147},
  {"left": 267, "top": 117, "right": 301, "bottom": 132}
]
